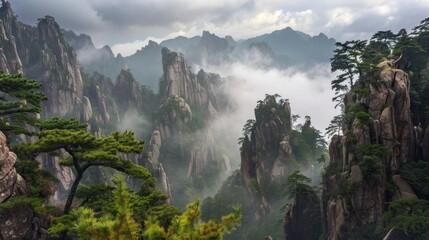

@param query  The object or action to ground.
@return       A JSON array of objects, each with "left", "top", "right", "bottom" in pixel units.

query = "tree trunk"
[{"left": 63, "top": 171, "right": 83, "bottom": 214}]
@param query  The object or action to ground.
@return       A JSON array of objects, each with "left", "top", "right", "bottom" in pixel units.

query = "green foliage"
[
  {"left": 144, "top": 200, "right": 242, "bottom": 240},
  {"left": 355, "top": 144, "right": 391, "bottom": 157},
  {"left": 354, "top": 111, "right": 371, "bottom": 125},
  {"left": 330, "top": 40, "right": 367, "bottom": 101},
  {"left": 13, "top": 156, "right": 58, "bottom": 198},
  {"left": 157, "top": 97, "right": 191, "bottom": 125},
  {"left": 400, "top": 161, "right": 429, "bottom": 199},
  {"left": 352, "top": 87, "right": 371, "bottom": 96},
  {"left": 0, "top": 71, "right": 47, "bottom": 137},
  {"left": 49, "top": 174, "right": 141, "bottom": 240},
  {"left": 284, "top": 171, "right": 313, "bottom": 200},
  {"left": 19, "top": 117, "right": 150, "bottom": 214},
  {"left": 35, "top": 117, "right": 87, "bottom": 130},
  {"left": 325, "top": 114, "right": 344, "bottom": 137},
  {"left": 354, "top": 144, "right": 388, "bottom": 178},
  {"left": 238, "top": 119, "right": 255, "bottom": 145},
  {"left": 382, "top": 199, "right": 429, "bottom": 239},
  {"left": 254, "top": 94, "right": 290, "bottom": 129}
]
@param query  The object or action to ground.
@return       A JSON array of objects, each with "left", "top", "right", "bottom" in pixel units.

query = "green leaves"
[
  {"left": 144, "top": 200, "right": 242, "bottom": 240},
  {"left": 284, "top": 170, "right": 313, "bottom": 200},
  {"left": 330, "top": 40, "right": 367, "bottom": 101},
  {"left": 0, "top": 71, "right": 47, "bottom": 137},
  {"left": 50, "top": 174, "right": 142, "bottom": 240},
  {"left": 383, "top": 199, "right": 429, "bottom": 239}
]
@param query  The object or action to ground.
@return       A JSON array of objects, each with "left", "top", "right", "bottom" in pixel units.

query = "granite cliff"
[
  {"left": 0, "top": 131, "right": 49, "bottom": 239},
  {"left": 146, "top": 47, "right": 231, "bottom": 205},
  {"left": 321, "top": 59, "right": 422, "bottom": 239}
]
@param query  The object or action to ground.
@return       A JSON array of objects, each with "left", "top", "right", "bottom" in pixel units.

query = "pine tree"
[
  {"left": 0, "top": 71, "right": 47, "bottom": 138},
  {"left": 144, "top": 200, "right": 242, "bottom": 240},
  {"left": 330, "top": 40, "right": 367, "bottom": 102},
  {"left": 18, "top": 117, "right": 151, "bottom": 214},
  {"left": 49, "top": 174, "right": 141, "bottom": 240}
]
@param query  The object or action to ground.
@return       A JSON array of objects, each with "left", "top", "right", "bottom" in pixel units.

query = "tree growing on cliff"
[
  {"left": 19, "top": 118, "right": 151, "bottom": 214},
  {"left": 0, "top": 71, "right": 47, "bottom": 138},
  {"left": 284, "top": 171, "right": 313, "bottom": 200},
  {"left": 330, "top": 40, "right": 367, "bottom": 102}
]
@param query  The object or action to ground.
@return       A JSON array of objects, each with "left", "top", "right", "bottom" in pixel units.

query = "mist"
[
  {"left": 208, "top": 60, "right": 340, "bottom": 168},
  {"left": 117, "top": 109, "right": 153, "bottom": 139}
]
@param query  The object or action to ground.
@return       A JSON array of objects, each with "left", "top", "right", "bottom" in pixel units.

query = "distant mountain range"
[{"left": 65, "top": 27, "right": 336, "bottom": 90}]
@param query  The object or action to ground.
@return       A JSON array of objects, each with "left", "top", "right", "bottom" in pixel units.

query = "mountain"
[
  {"left": 320, "top": 59, "right": 419, "bottom": 239},
  {"left": 147, "top": 47, "right": 232, "bottom": 206},
  {"left": 240, "top": 27, "right": 336, "bottom": 67},
  {"left": 65, "top": 28, "right": 335, "bottom": 91},
  {"left": 0, "top": 2, "right": 171, "bottom": 204}
]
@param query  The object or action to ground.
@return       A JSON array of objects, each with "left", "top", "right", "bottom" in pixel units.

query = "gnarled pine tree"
[{"left": 19, "top": 118, "right": 151, "bottom": 214}]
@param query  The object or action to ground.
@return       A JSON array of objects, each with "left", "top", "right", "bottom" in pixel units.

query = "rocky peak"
[
  {"left": 147, "top": 40, "right": 159, "bottom": 48},
  {"left": 114, "top": 69, "right": 143, "bottom": 114},
  {"left": 37, "top": 15, "right": 83, "bottom": 117},
  {"left": 240, "top": 96, "right": 294, "bottom": 218},
  {"left": 198, "top": 31, "right": 234, "bottom": 65},
  {"left": 321, "top": 60, "right": 420, "bottom": 239},
  {"left": 160, "top": 47, "right": 226, "bottom": 118},
  {"left": 63, "top": 30, "right": 96, "bottom": 53}
]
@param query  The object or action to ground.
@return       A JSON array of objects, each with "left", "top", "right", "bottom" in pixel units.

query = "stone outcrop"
[
  {"left": 38, "top": 16, "right": 84, "bottom": 118},
  {"left": 0, "top": 131, "right": 49, "bottom": 239},
  {"left": 114, "top": 70, "right": 143, "bottom": 114},
  {"left": 240, "top": 96, "right": 294, "bottom": 218},
  {"left": 284, "top": 188, "right": 322, "bottom": 240},
  {"left": 156, "top": 47, "right": 230, "bottom": 179},
  {"left": 321, "top": 60, "right": 422, "bottom": 239},
  {"left": 83, "top": 72, "right": 120, "bottom": 126},
  {"left": 161, "top": 47, "right": 227, "bottom": 119}
]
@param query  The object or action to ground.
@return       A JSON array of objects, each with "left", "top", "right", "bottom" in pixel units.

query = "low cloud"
[
  {"left": 11, "top": 0, "right": 429, "bottom": 56},
  {"left": 209, "top": 61, "right": 340, "bottom": 166}
]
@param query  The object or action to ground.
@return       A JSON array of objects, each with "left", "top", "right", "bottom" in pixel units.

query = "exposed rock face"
[
  {"left": 83, "top": 72, "right": 120, "bottom": 126},
  {"left": 197, "top": 31, "right": 235, "bottom": 66},
  {"left": 0, "top": 131, "right": 49, "bottom": 239},
  {"left": 0, "top": 3, "right": 173, "bottom": 207},
  {"left": 322, "top": 60, "right": 421, "bottom": 239},
  {"left": 161, "top": 47, "right": 226, "bottom": 118},
  {"left": 65, "top": 31, "right": 161, "bottom": 89},
  {"left": 284, "top": 188, "right": 322, "bottom": 240},
  {"left": 114, "top": 70, "right": 143, "bottom": 114},
  {"left": 63, "top": 31, "right": 126, "bottom": 83},
  {"left": 156, "top": 48, "right": 230, "bottom": 179},
  {"left": 240, "top": 97, "right": 294, "bottom": 218},
  {"left": 38, "top": 16, "right": 83, "bottom": 118},
  {"left": 0, "top": 131, "right": 29, "bottom": 203}
]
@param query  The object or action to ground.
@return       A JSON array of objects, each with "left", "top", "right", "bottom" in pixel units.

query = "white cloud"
[
  {"left": 208, "top": 61, "right": 340, "bottom": 166},
  {"left": 10, "top": 0, "right": 429, "bottom": 55}
]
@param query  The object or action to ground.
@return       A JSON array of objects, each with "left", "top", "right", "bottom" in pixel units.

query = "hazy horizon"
[{"left": 10, "top": 0, "right": 429, "bottom": 56}]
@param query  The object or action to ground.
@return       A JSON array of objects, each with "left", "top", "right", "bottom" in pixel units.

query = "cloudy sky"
[{"left": 11, "top": 0, "right": 429, "bottom": 56}]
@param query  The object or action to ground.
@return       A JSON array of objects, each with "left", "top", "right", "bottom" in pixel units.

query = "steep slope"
[
  {"left": 240, "top": 95, "right": 294, "bottom": 218},
  {"left": 0, "top": 131, "right": 49, "bottom": 239},
  {"left": 0, "top": 2, "right": 172, "bottom": 204},
  {"left": 63, "top": 30, "right": 126, "bottom": 82},
  {"left": 321, "top": 59, "right": 421, "bottom": 239},
  {"left": 240, "top": 27, "right": 336, "bottom": 67},
  {"left": 68, "top": 29, "right": 335, "bottom": 91},
  {"left": 147, "top": 47, "right": 231, "bottom": 206}
]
